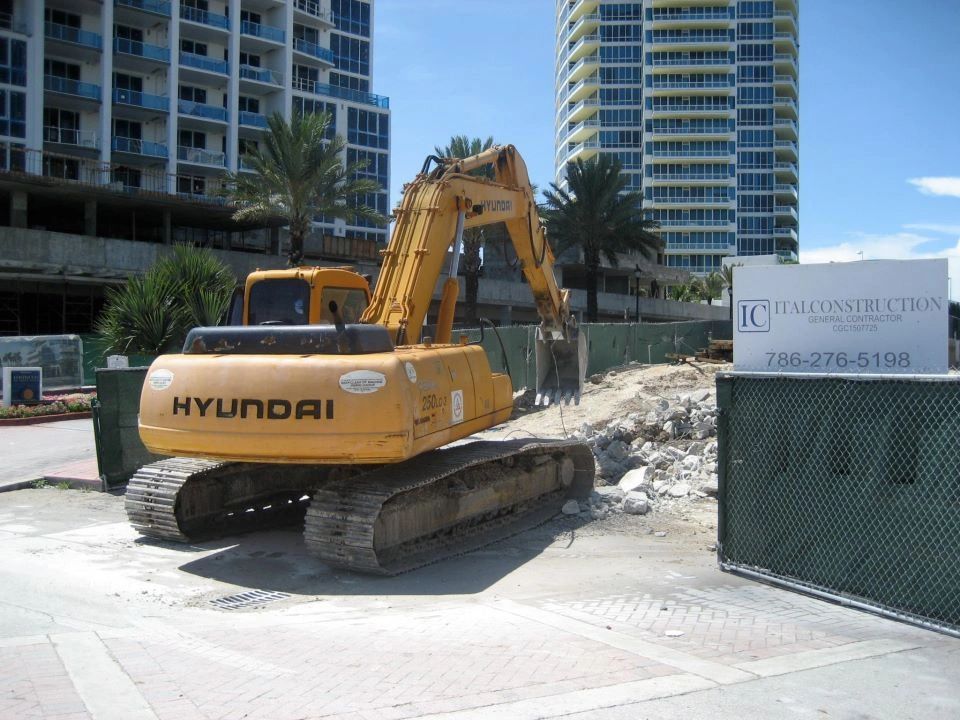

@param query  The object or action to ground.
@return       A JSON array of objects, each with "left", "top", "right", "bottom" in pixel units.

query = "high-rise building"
[
  {"left": 0, "top": 0, "right": 389, "bottom": 334},
  {"left": 554, "top": 0, "right": 799, "bottom": 274}
]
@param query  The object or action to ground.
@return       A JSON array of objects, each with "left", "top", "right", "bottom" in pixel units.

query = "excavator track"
[
  {"left": 303, "top": 439, "right": 595, "bottom": 575},
  {"left": 125, "top": 457, "right": 328, "bottom": 542}
]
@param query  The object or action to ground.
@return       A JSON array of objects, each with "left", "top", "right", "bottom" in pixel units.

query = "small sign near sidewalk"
[
  {"left": 2, "top": 367, "right": 43, "bottom": 406},
  {"left": 733, "top": 259, "right": 948, "bottom": 374}
]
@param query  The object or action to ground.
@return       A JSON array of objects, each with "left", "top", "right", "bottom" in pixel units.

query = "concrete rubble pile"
[{"left": 560, "top": 387, "right": 719, "bottom": 520}]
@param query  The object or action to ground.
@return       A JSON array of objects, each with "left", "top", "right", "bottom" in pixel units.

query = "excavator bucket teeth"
[{"left": 535, "top": 329, "right": 587, "bottom": 406}]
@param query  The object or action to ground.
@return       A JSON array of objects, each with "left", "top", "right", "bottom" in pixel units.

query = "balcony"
[
  {"left": 112, "top": 136, "right": 168, "bottom": 158},
  {"left": 563, "top": 118, "right": 599, "bottom": 144},
  {"left": 651, "top": 196, "right": 731, "bottom": 207},
  {"left": 775, "top": 117, "right": 798, "bottom": 138},
  {"left": 293, "top": 0, "right": 335, "bottom": 26},
  {"left": 293, "top": 38, "right": 335, "bottom": 64},
  {"left": 650, "top": 77, "right": 733, "bottom": 92},
  {"left": 239, "top": 111, "right": 268, "bottom": 128},
  {"left": 774, "top": 95, "right": 798, "bottom": 118},
  {"left": 240, "top": 20, "right": 286, "bottom": 44},
  {"left": 43, "top": 127, "right": 100, "bottom": 150},
  {"left": 0, "top": 10, "right": 28, "bottom": 33},
  {"left": 178, "top": 99, "right": 228, "bottom": 123},
  {"left": 774, "top": 204, "right": 799, "bottom": 222},
  {"left": 178, "top": 146, "right": 226, "bottom": 167},
  {"left": 292, "top": 78, "right": 390, "bottom": 109},
  {"left": 649, "top": 123, "right": 733, "bottom": 138},
  {"left": 180, "top": 5, "right": 228, "bottom": 30},
  {"left": 774, "top": 9, "right": 798, "bottom": 32},
  {"left": 774, "top": 161, "right": 798, "bottom": 179},
  {"left": 567, "top": 33, "right": 599, "bottom": 63},
  {"left": 774, "top": 32, "right": 799, "bottom": 55},
  {"left": 44, "top": 75, "right": 102, "bottom": 102},
  {"left": 774, "top": 74, "right": 798, "bottom": 97},
  {"left": 240, "top": 65, "right": 284, "bottom": 89},
  {"left": 180, "top": 51, "right": 228, "bottom": 76},
  {"left": 774, "top": 226, "right": 799, "bottom": 245},
  {"left": 564, "top": 96, "right": 599, "bottom": 123},
  {"left": 113, "top": 88, "right": 169, "bottom": 116},
  {"left": 774, "top": 183, "right": 798, "bottom": 200},
  {"left": 567, "top": 74, "right": 598, "bottom": 104},
  {"left": 565, "top": 137, "right": 599, "bottom": 163},
  {"left": 774, "top": 140, "right": 798, "bottom": 159},
  {"left": 114, "top": 38, "right": 170, "bottom": 68},
  {"left": 650, "top": 172, "right": 733, "bottom": 183},
  {"left": 650, "top": 55, "right": 733, "bottom": 70},
  {"left": 652, "top": 103, "right": 732, "bottom": 115},
  {"left": 565, "top": 54, "right": 599, "bottom": 84},
  {"left": 656, "top": 219, "right": 732, "bottom": 228},
  {"left": 649, "top": 32, "right": 733, "bottom": 49},
  {"left": 567, "top": 12, "right": 600, "bottom": 44},
  {"left": 115, "top": 0, "right": 171, "bottom": 17},
  {"left": 45, "top": 22, "right": 103, "bottom": 49},
  {"left": 648, "top": 148, "right": 731, "bottom": 160},
  {"left": 651, "top": 8, "right": 734, "bottom": 26}
]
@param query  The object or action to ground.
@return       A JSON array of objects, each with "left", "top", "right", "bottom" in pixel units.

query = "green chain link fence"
[{"left": 716, "top": 372, "right": 960, "bottom": 637}]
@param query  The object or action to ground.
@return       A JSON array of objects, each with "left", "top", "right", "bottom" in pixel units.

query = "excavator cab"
[{"left": 237, "top": 267, "right": 371, "bottom": 327}]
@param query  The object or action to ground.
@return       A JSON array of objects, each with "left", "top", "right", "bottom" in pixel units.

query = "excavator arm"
[{"left": 361, "top": 144, "right": 586, "bottom": 403}]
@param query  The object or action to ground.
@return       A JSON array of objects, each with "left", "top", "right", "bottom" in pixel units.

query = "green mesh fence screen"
[{"left": 716, "top": 373, "right": 960, "bottom": 637}]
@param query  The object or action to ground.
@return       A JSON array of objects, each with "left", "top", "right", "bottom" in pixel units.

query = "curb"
[
  {"left": 0, "top": 411, "right": 93, "bottom": 427},
  {"left": 0, "top": 475, "right": 104, "bottom": 494}
]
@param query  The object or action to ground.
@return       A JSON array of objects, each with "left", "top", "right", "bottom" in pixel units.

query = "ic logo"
[{"left": 737, "top": 300, "right": 770, "bottom": 333}]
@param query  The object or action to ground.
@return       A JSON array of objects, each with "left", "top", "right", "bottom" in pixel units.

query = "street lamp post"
[{"left": 634, "top": 265, "right": 642, "bottom": 324}]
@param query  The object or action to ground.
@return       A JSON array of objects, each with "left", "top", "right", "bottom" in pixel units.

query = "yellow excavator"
[{"left": 127, "top": 145, "right": 594, "bottom": 574}]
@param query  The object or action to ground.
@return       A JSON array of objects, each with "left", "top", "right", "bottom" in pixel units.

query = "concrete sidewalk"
[
  {"left": 0, "top": 485, "right": 956, "bottom": 720},
  {"left": 0, "top": 418, "right": 100, "bottom": 491}
]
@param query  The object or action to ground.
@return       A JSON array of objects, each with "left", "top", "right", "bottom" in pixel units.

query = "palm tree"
[
  {"left": 96, "top": 245, "right": 236, "bottom": 356},
  {"left": 699, "top": 271, "right": 725, "bottom": 305},
  {"left": 227, "top": 112, "right": 386, "bottom": 267},
  {"left": 721, "top": 262, "right": 741, "bottom": 320},
  {"left": 669, "top": 283, "right": 698, "bottom": 303},
  {"left": 541, "top": 155, "right": 661, "bottom": 322},
  {"left": 434, "top": 135, "right": 495, "bottom": 326}
]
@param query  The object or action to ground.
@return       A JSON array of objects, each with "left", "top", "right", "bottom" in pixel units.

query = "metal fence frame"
[{"left": 717, "top": 371, "right": 960, "bottom": 638}]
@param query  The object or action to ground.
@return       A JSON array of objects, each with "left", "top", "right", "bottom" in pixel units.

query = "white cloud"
[
  {"left": 903, "top": 223, "right": 960, "bottom": 235},
  {"left": 801, "top": 231, "right": 960, "bottom": 299},
  {"left": 908, "top": 177, "right": 960, "bottom": 198}
]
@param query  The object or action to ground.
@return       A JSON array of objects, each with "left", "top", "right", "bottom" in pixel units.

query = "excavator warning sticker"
[
  {"left": 338, "top": 370, "right": 386, "bottom": 394},
  {"left": 451, "top": 390, "right": 464, "bottom": 424},
  {"left": 404, "top": 362, "right": 417, "bottom": 383},
  {"left": 147, "top": 369, "right": 174, "bottom": 390}
]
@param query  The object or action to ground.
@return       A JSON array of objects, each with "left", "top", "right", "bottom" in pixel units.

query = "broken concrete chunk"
[
  {"left": 668, "top": 483, "right": 691, "bottom": 498},
  {"left": 618, "top": 466, "right": 653, "bottom": 493},
  {"left": 561, "top": 500, "right": 581, "bottom": 515}
]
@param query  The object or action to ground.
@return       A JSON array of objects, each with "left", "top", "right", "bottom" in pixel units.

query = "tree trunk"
[
  {"left": 585, "top": 253, "right": 600, "bottom": 323},
  {"left": 288, "top": 230, "right": 304, "bottom": 267},
  {"left": 462, "top": 236, "right": 482, "bottom": 326}
]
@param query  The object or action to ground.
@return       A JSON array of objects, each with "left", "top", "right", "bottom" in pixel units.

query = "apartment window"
[
  {"left": 179, "top": 85, "right": 207, "bottom": 103},
  {"left": 178, "top": 175, "right": 206, "bottom": 195},
  {"left": 737, "top": 108, "right": 773, "bottom": 126},
  {"left": 738, "top": 215, "right": 774, "bottom": 233},
  {"left": 738, "top": 86, "right": 773, "bottom": 105},
  {"left": 599, "top": 24, "right": 640, "bottom": 42},
  {"left": 330, "top": 72, "right": 369, "bottom": 93},
  {"left": 599, "top": 45, "right": 641, "bottom": 63},
  {"left": 179, "top": 130, "right": 205, "bottom": 149},
  {"left": 738, "top": 194, "right": 773, "bottom": 212},
  {"left": 113, "top": 166, "right": 142, "bottom": 189},
  {"left": 738, "top": 43, "right": 773, "bottom": 62},
  {"left": 114, "top": 73, "right": 143, "bottom": 92},
  {"left": 115, "top": 24, "right": 144, "bottom": 42},
  {"left": 737, "top": 151, "right": 774, "bottom": 169},
  {"left": 43, "top": 108, "right": 79, "bottom": 144},
  {"left": 347, "top": 148, "right": 387, "bottom": 188},
  {"left": 44, "top": 8, "right": 81, "bottom": 27},
  {"left": 598, "top": 88, "right": 641, "bottom": 106},
  {"left": 43, "top": 155, "right": 79, "bottom": 180},
  {"left": 292, "top": 64, "right": 319, "bottom": 91},
  {"left": 737, "top": 22, "right": 773, "bottom": 41},
  {"left": 331, "top": 0, "right": 370, "bottom": 37},
  {"left": 239, "top": 51, "right": 261, "bottom": 67},
  {"left": 599, "top": 131, "right": 640, "bottom": 148},
  {"left": 0, "top": 90, "right": 26, "bottom": 138},
  {"left": 45, "top": 59, "right": 80, "bottom": 80},
  {"left": 347, "top": 108, "right": 387, "bottom": 149},
  {"left": 182, "top": 0, "right": 208, "bottom": 10},
  {"left": 330, "top": 34, "right": 369, "bottom": 76},
  {"left": 598, "top": 3, "right": 641, "bottom": 21},
  {"left": 738, "top": 1, "right": 774, "bottom": 20},
  {"left": 294, "top": 97, "right": 336, "bottom": 137},
  {"left": 738, "top": 129, "right": 773, "bottom": 147},
  {"left": 114, "top": 119, "right": 142, "bottom": 140},
  {"left": 293, "top": 23, "right": 319, "bottom": 44},
  {"left": 181, "top": 39, "right": 207, "bottom": 56},
  {"left": 238, "top": 96, "right": 260, "bottom": 113},
  {"left": 738, "top": 65, "right": 773, "bottom": 83},
  {"left": 599, "top": 109, "right": 640, "bottom": 126},
  {"left": 240, "top": 10, "right": 261, "bottom": 25},
  {"left": 238, "top": 138, "right": 258, "bottom": 155},
  {"left": 0, "top": 141, "right": 25, "bottom": 171},
  {"left": 739, "top": 172, "right": 773, "bottom": 189},
  {"left": 0, "top": 38, "right": 27, "bottom": 86},
  {"left": 599, "top": 66, "right": 641, "bottom": 85}
]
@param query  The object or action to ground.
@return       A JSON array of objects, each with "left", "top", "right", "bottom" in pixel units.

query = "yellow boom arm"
[{"left": 361, "top": 145, "right": 576, "bottom": 346}]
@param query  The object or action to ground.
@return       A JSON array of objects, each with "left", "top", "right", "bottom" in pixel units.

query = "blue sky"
[{"left": 374, "top": 0, "right": 960, "bottom": 292}]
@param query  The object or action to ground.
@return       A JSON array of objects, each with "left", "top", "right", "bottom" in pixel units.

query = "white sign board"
[{"left": 734, "top": 259, "right": 948, "bottom": 374}]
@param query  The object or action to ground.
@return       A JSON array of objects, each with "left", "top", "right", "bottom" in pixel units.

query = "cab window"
[
  {"left": 319, "top": 287, "right": 368, "bottom": 324},
  {"left": 248, "top": 279, "right": 310, "bottom": 325}
]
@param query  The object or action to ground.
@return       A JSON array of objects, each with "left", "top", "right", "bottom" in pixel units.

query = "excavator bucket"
[{"left": 535, "top": 328, "right": 587, "bottom": 406}]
